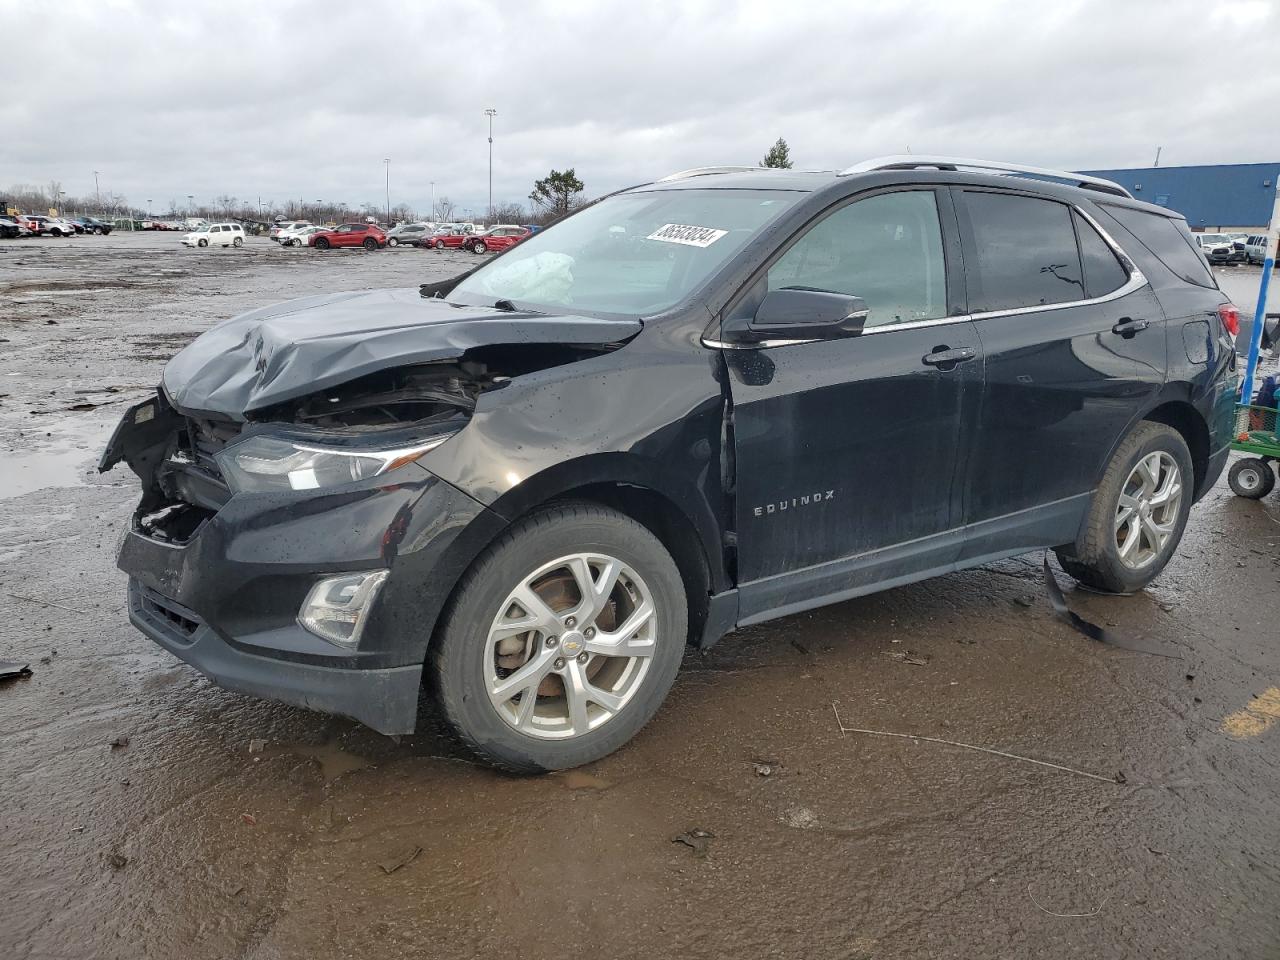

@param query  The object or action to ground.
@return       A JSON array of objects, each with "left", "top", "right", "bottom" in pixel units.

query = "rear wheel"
[
  {"left": 363, "top": 237, "right": 377, "bottom": 251},
  {"left": 432, "top": 503, "right": 688, "bottom": 773},
  {"left": 232, "top": 236, "right": 243, "bottom": 247},
  {"left": 1228, "top": 458, "right": 1275, "bottom": 499},
  {"left": 1055, "top": 422, "right": 1193, "bottom": 593}
]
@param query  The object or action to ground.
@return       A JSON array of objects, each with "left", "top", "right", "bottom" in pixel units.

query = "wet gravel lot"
[{"left": 2, "top": 234, "right": 1279, "bottom": 960}]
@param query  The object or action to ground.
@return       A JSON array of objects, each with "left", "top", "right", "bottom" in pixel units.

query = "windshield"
[
  {"left": 1201, "top": 234, "right": 1229, "bottom": 244},
  {"left": 451, "top": 188, "right": 801, "bottom": 315},
  {"left": 195, "top": 225, "right": 210, "bottom": 232}
]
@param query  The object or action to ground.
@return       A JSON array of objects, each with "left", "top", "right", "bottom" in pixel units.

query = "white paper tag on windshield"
[{"left": 647, "top": 223, "right": 728, "bottom": 248}]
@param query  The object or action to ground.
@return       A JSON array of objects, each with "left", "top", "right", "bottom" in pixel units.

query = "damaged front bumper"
[{"left": 108, "top": 397, "right": 497, "bottom": 735}]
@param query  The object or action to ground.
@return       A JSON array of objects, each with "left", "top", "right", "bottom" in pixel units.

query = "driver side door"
[{"left": 725, "top": 187, "right": 984, "bottom": 622}]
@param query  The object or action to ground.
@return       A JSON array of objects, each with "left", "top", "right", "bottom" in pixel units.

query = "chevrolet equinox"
[{"left": 102, "top": 156, "right": 1239, "bottom": 771}]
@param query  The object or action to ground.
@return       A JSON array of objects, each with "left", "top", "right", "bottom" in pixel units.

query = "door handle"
[
  {"left": 1111, "top": 317, "right": 1150, "bottom": 338},
  {"left": 922, "top": 346, "right": 976, "bottom": 369}
]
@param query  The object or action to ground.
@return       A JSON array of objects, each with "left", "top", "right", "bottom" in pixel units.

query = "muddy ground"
[{"left": 2, "top": 233, "right": 1278, "bottom": 960}]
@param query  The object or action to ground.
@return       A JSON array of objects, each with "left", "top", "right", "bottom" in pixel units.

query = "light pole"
[
  {"left": 187, "top": 195, "right": 194, "bottom": 217},
  {"left": 316, "top": 200, "right": 323, "bottom": 225},
  {"left": 93, "top": 171, "right": 100, "bottom": 209},
  {"left": 57, "top": 191, "right": 67, "bottom": 216},
  {"left": 383, "top": 158, "right": 391, "bottom": 225},
  {"left": 484, "top": 108, "right": 496, "bottom": 224},
  {"left": 430, "top": 181, "right": 435, "bottom": 221}
]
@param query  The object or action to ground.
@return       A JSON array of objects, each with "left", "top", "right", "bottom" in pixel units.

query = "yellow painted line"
[{"left": 1222, "top": 687, "right": 1280, "bottom": 738}]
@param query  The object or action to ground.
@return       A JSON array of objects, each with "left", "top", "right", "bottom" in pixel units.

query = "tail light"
[{"left": 1219, "top": 303, "right": 1240, "bottom": 338}]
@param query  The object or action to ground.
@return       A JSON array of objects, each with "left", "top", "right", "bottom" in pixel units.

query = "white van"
[
  {"left": 1245, "top": 233, "right": 1275, "bottom": 266},
  {"left": 182, "top": 222, "right": 245, "bottom": 248}
]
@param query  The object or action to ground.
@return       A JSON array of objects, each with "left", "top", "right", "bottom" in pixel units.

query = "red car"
[
  {"left": 466, "top": 225, "right": 532, "bottom": 254},
  {"left": 425, "top": 229, "right": 474, "bottom": 251},
  {"left": 309, "top": 223, "right": 387, "bottom": 251}
]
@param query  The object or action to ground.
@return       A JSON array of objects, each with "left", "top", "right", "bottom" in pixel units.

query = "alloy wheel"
[
  {"left": 1114, "top": 451, "right": 1182, "bottom": 569},
  {"left": 485, "top": 552, "right": 657, "bottom": 740}
]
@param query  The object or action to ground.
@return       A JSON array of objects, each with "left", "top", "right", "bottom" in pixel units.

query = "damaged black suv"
[{"left": 103, "top": 157, "right": 1238, "bottom": 772}]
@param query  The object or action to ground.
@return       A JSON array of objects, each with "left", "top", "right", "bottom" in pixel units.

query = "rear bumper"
[{"left": 129, "top": 580, "right": 422, "bottom": 733}]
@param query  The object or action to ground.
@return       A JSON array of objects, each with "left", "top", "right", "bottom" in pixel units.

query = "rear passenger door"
[{"left": 952, "top": 188, "right": 1166, "bottom": 561}]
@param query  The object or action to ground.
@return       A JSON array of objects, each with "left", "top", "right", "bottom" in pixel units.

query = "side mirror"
[{"left": 742, "top": 288, "right": 870, "bottom": 342}]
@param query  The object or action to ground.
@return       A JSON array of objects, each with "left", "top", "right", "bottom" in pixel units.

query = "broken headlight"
[{"left": 214, "top": 433, "right": 453, "bottom": 493}]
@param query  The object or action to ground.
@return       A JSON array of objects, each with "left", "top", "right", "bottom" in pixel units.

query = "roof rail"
[
  {"left": 656, "top": 166, "right": 766, "bottom": 182},
  {"left": 838, "top": 155, "right": 1133, "bottom": 199}
]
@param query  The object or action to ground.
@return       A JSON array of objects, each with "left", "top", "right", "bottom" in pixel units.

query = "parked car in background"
[
  {"left": 386, "top": 222, "right": 435, "bottom": 246},
  {"left": 46, "top": 217, "right": 81, "bottom": 237},
  {"left": 73, "top": 216, "right": 114, "bottom": 235},
  {"left": 270, "top": 220, "right": 310, "bottom": 242},
  {"left": 425, "top": 225, "right": 478, "bottom": 250},
  {"left": 277, "top": 224, "right": 325, "bottom": 247},
  {"left": 466, "top": 224, "right": 531, "bottom": 253},
  {"left": 1196, "top": 233, "right": 1243, "bottom": 265},
  {"left": 1245, "top": 234, "right": 1276, "bottom": 266},
  {"left": 309, "top": 222, "right": 387, "bottom": 250},
  {"left": 181, "top": 222, "right": 246, "bottom": 247},
  {"left": 0, "top": 215, "right": 28, "bottom": 238},
  {"left": 13, "top": 214, "right": 41, "bottom": 234},
  {"left": 184, "top": 218, "right": 209, "bottom": 231}
]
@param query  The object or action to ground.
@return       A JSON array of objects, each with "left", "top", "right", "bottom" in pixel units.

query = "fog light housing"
[{"left": 298, "top": 570, "right": 389, "bottom": 648}]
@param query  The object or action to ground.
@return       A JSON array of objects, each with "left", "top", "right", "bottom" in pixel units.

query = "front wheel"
[
  {"left": 197, "top": 238, "right": 208, "bottom": 247},
  {"left": 388, "top": 237, "right": 399, "bottom": 246},
  {"left": 1229, "top": 458, "right": 1275, "bottom": 499},
  {"left": 314, "top": 237, "right": 329, "bottom": 250},
  {"left": 432, "top": 503, "right": 688, "bottom": 773},
  {"left": 1055, "top": 422, "right": 1193, "bottom": 593}
]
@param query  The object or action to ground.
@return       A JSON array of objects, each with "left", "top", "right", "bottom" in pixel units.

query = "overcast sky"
[{"left": 2, "top": 0, "right": 1277, "bottom": 218}]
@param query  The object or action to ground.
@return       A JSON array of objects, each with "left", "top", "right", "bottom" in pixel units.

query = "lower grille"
[{"left": 137, "top": 585, "right": 202, "bottom": 642}]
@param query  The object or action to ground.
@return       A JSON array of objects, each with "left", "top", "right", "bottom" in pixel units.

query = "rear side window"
[
  {"left": 1073, "top": 212, "right": 1129, "bottom": 298},
  {"left": 962, "top": 191, "right": 1083, "bottom": 312},
  {"left": 1098, "top": 204, "right": 1214, "bottom": 288},
  {"left": 767, "top": 190, "right": 947, "bottom": 327}
]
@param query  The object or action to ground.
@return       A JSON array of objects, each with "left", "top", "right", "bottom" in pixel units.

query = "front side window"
[
  {"left": 766, "top": 190, "right": 946, "bottom": 327},
  {"left": 451, "top": 188, "right": 802, "bottom": 316},
  {"left": 963, "top": 191, "right": 1083, "bottom": 312}
]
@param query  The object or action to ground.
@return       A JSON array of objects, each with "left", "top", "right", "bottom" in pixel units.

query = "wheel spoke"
[
  {"left": 587, "top": 599, "right": 655, "bottom": 657},
  {"left": 1136, "top": 455, "right": 1160, "bottom": 494},
  {"left": 1117, "top": 517, "right": 1141, "bottom": 559},
  {"left": 563, "top": 660, "right": 591, "bottom": 734},
  {"left": 490, "top": 648, "right": 556, "bottom": 707},
  {"left": 509, "top": 583, "right": 564, "bottom": 635},
  {"left": 565, "top": 555, "right": 622, "bottom": 625}
]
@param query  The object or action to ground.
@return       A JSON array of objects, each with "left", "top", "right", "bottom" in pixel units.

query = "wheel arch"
[
  {"left": 420, "top": 454, "right": 729, "bottom": 663},
  {"left": 1140, "top": 399, "right": 1211, "bottom": 497}
]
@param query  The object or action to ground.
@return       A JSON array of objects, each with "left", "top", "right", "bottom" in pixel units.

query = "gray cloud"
[{"left": 2, "top": 0, "right": 1277, "bottom": 216}]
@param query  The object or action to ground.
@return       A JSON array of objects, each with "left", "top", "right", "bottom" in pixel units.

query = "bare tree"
[
  {"left": 492, "top": 201, "right": 526, "bottom": 224},
  {"left": 433, "top": 196, "right": 457, "bottom": 222}
]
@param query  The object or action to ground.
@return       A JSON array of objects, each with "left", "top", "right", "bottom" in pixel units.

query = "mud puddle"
[{"left": 3, "top": 411, "right": 120, "bottom": 499}]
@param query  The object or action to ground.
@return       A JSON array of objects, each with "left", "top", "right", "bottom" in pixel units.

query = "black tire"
[
  {"left": 314, "top": 237, "right": 329, "bottom": 250},
  {"left": 197, "top": 238, "right": 208, "bottom": 247},
  {"left": 1228, "top": 458, "right": 1275, "bottom": 499},
  {"left": 432, "top": 502, "right": 688, "bottom": 773},
  {"left": 363, "top": 237, "right": 377, "bottom": 251},
  {"left": 434, "top": 239, "right": 444, "bottom": 250},
  {"left": 1054, "top": 421, "right": 1193, "bottom": 594}
]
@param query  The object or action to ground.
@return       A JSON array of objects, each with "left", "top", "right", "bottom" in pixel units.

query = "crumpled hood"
[{"left": 161, "top": 287, "right": 640, "bottom": 419}]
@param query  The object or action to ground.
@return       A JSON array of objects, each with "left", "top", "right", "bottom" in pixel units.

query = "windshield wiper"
[{"left": 493, "top": 299, "right": 517, "bottom": 312}]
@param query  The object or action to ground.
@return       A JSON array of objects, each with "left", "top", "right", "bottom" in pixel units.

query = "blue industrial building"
[{"left": 1076, "top": 162, "right": 1280, "bottom": 230}]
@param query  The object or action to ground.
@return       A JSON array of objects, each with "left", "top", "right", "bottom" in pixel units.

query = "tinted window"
[
  {"left": 1099, "top": 204, "right": 1214, "bottom": 288},
  {"left": 768, "top": 190, "right": 946, "bottom": 327},
  {"left": 211, "top": 226, "right": 221, "bottom": 232},
  {"left": 963, "top": 192, "right": 1083, "bottom": 312},
  {"left": 1074, "top": 212, "right": 1128, "bottom": 298}
]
